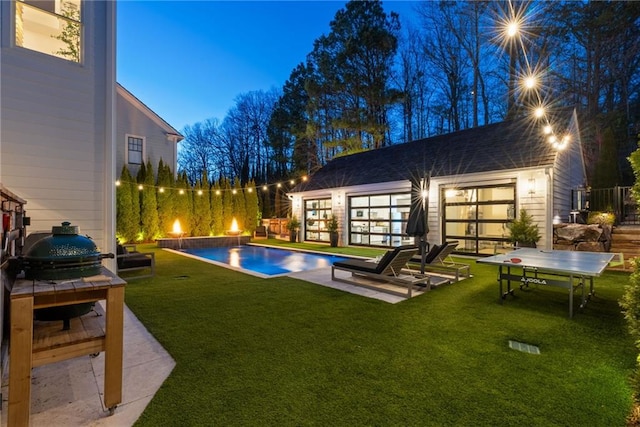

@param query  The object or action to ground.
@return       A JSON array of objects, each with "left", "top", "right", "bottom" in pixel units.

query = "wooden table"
[{"left": 8, "top": 268, "right": 125, "bottom": 426}]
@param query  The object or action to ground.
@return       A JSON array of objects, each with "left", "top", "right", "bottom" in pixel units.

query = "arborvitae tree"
[
  {"left": 233, "top": 178, "right": 247, "bottom": 231},
  {"left": 139, "top": 160, "right": 160, "bottom": 241},
  {"left": 192, "top": 172, "right": 212, "bottom": 236},
  {"left": 156, "top": 159, "right": 175, "bottom": 237},
  {"left": 175, "top": 172, "right": 193, "bottom": 236},
  {"left": 222, "top": 177, "right": 234, "bottom": 231},
  {"left": 245, "top": 179, "right": 260, "bottom": 234},
  {"left": 211, "top": 180, "right": 224, "bottom": 235},
  {"left": 116, "top": 166, "right": 138, "bottom": 243}
]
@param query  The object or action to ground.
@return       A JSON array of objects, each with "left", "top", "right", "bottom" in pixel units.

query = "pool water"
[{"left": 181, "top": 245, "right": 349, "bottom": 277}]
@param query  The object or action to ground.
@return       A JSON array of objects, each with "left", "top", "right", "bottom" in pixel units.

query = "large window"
[
  {"left": 15, "top": 0, "right": 82, "bottom": 62},
  {"left": 442, "top": 184, "right": 516, "bottom": 255},
  {"left": 304, "top": 198, "right": 332, "bottom": 242},
  {"left": 349, "top": 193, "right": 413, "bottom": 248},
  {"left": 127, "top": 135, "right": 144, "bottom": 165}
]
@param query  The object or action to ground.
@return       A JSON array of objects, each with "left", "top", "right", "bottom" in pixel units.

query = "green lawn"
[{"left": 124, "top": 242, "right": 636, "bottom": 426}]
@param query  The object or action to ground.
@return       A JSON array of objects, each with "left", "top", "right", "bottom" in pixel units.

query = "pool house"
[{"left": 288, "top": 109, "right": 586, "bottom": 256}]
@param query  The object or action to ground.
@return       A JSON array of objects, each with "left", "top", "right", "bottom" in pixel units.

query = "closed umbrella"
[{"left": 405, "top": 173, "right": 430, "bottom": 273}]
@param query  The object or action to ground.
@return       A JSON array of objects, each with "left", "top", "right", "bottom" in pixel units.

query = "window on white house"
[
  {"left": 127, "top": 136, "right": 144, "bottom": 165},
  {"left": 15, "top": 0, "right": 82, "bottom": 63}
]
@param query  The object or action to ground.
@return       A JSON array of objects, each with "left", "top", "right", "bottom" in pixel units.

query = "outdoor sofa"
[{"left": 116, "top": 244, "right": 155, "bottom": 279}]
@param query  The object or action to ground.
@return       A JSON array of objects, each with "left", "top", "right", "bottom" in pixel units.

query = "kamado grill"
[{"left": 17, "top": 221, "right": 114, "bottom": 329}]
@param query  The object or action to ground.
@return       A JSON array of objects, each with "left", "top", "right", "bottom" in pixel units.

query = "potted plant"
[
  {"left": 507, "top": 208, "right": 541, "bottom": 248},
  {"left": 327, "top": 215, "right": 339, "bottom": 247},
  {"left": 287, "top": 216, "right": 300, "bottom": 243}
]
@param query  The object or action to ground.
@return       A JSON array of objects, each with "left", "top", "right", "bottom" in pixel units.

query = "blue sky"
[{"left": 117, "top": 1, "right": 418, "bottom": 132}]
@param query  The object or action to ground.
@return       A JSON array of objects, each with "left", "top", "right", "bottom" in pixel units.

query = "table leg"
[
  {"left": 569, "top": 275, "right": 574, "bottom": 318},
  {"left": 104, "top": 286, "right": 124, "bottom": 413},
  {"left": 8, "top": 296, "right": 34, "bottom": 427}
]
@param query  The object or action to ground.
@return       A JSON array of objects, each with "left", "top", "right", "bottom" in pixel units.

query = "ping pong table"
[{"left": 478, "top": 248, "right": 614, "bottom": 317}]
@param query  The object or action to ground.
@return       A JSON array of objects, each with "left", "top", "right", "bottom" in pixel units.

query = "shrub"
[
  {"left": 507, "top": 209, "right": 541, "bottom": 247},
  {"left": 587, "top": 211, "right": 615, "bottom": 226},
  {"left": 620, "top": 258, "right": 640, "bottom": 396}
]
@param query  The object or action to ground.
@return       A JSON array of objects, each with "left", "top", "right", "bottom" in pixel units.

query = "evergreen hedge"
[{"left": 116, "top": 160, "right": 260, "bottom": 242}]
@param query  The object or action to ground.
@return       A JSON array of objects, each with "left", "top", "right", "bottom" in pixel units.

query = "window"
[
  {"left": 15, "top": 0, "right": 82, "bottom": 62},
  {"left": 127, "top": 136, "right": 144, "bottom": 165},
  {"left": 348, "top": 193, "right": 412, "bottom": 248},
  {"left": 442, "top": 184, "right": 516, "bottom": 255},
  {"left": 304, "top": 198, "right": 332, "bottom": 242}
]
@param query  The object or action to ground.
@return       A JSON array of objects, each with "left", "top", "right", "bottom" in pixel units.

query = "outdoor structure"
[
  {"left": 116, "top": 83, "right": 184, "bottom": 177},
  {"left": 288, "top": 109, "right": 586, "bottom": 255}
]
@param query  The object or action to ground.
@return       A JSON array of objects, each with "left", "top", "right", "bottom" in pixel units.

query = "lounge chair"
[
  {"left": 253, "top": 225, "right": 268, "bottom": 239},
  {"left": 416, "top": 241, "right": 471, "bottom": 282},
  {"left": 331, "top": 245, "right": 430, "bottom": 297},
  {"left": 117, "top": 244, "right": 155, "bottom": 279}
]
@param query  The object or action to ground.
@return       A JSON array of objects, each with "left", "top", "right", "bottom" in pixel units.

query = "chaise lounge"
[
  {"left": 331, "top": 245, "right": 430, "bottom": 297},
  {"left": 413, "top": 241, "right": 471, "bottom": 282}
]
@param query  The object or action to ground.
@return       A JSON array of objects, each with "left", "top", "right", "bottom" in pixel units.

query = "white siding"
[
  {"left": 116, "top": 86, "right": 180, "bottom": 177},
  {"left": 0, "top": 0, "right": 116, "bottom": 257},
  {"left": 553, "top": 110, "right": 587, "bottom": 221}
]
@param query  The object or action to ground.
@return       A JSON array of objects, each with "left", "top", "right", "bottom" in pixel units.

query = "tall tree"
[
  {"left": 116, "top": 166, "right": 138, "bottom": 243},
  {"left": 174, "top": 172, "right": 192, "bottom": 237},
  {"left": 211, "top": 180, "right": 224, "bottom": 235},
  {"left": 156, "top": 159, "right": 175, "bottom": 238},
  {"left": 245, "top": 180, "right": 259, "bottom": 234},
  {"left": 306, "top": 0, "right": 401, "bottom": 155},
  {"left": 192, "top": 171, "right": 212, "bottom": 236},
  {"left": 138, "top": 160, "right": 160, "bottom": 241},
  {"left": 178, "top": 119, "right": 220, "bottom": 185}
]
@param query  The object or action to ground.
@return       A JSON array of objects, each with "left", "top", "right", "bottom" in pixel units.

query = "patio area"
[{"left": 0, "top": 302, "right": 175, "bottom": 426}]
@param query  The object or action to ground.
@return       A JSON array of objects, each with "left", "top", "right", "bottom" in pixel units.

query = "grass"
[{"left": 124, "top": 242, "right": 636, "bottom": 426}]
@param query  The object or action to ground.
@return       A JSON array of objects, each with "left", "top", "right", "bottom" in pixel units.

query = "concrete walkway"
[{"left": 1, "top": 302, "right": 175, "bottom": 427}]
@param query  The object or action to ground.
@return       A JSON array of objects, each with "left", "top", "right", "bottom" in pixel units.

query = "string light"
[
  {"left": 115, "top": 175, "right": 311, "bottom": 195},
  {"left": 497, "top": 0, "right": 571, "bottom": 151}
]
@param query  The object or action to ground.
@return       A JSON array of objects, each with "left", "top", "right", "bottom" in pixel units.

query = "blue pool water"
[{"left": 181, "top": 245, "right": 349, "bottom": 277}]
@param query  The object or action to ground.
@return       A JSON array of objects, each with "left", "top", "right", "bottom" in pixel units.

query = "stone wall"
[
  {"left": 156, "top": 235, "right": 251, "bottom": 250},
  {"left": 553, "top": 223, "right": 612, "bottom": 252}
]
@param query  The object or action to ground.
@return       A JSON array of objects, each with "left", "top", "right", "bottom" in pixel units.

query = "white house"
[
  {"left": 288, "top": 109, "right": 586, "bottom": 255},
  {"left": 1, "top": 1, "right": 183, "bottom": 255},
  {"left": 1, "top": 0, "right": 117, "bottom": 261},
  {"left": 116, "top": 83, "right": 183, "bottom": 178}
]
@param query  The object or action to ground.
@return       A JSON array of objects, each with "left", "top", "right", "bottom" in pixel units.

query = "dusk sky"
[{"left": 117, "top": 1, "right": 418, "bottom": 132}]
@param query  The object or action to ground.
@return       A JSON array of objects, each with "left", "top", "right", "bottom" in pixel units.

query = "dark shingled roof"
[{"left": 295, "top": 115, "right": 568, "bottom": 192}]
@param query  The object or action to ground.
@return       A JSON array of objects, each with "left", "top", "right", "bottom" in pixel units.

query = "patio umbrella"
[{"left": 405, "top": 173, "right": 430, "bottom": 273}]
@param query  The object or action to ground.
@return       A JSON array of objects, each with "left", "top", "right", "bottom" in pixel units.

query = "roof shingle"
[{"left": 295, "top": 115, "right": 566, "bottom": 192}]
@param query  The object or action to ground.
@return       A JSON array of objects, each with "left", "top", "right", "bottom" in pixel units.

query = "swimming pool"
[{"left": 179, "top": 245, "right": 349, "bottom": 277}]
